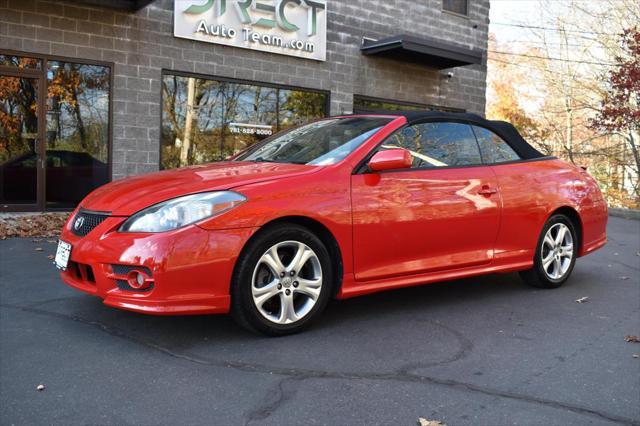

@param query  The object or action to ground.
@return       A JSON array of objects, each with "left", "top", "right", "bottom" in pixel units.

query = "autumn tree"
[
  {"left": 590, "top": 28, "right": 640, "bottom": 198},
  {"left": 486, "top": 36, "right": 546, "bottom": 151},
  {"left": 487, "top": 0, "right": 640, "bottom": 207}
]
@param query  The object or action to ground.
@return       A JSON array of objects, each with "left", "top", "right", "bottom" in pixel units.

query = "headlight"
[{"left": 119, "top": 191, "right": 246, "bottom": 233}]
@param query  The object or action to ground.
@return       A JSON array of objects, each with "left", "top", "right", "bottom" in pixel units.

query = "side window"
[
  {"left": 472, "top": 126, "right": 521, "bottom": 164},
  {"left": 382, "top": 122, "right": 482, "bottom": 168}
]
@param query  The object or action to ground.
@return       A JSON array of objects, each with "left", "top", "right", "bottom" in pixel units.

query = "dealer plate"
[{"left": 54, "top": 240, "right": 72, "bottom": 270}]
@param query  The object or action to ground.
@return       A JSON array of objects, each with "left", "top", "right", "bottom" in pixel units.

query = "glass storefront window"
[
  {"left": 45, "top": 61, "right": 110, "bottom": 208},
  {"left": 353, "top": 95, "right": 464, "bottom": 114},
  {"left": 162, "top": 75, "right": 224, "bottom": 168},
  {"left": 2, "top": 54, "right": 111, "bottom": 209},
  {"left": 279, "top": 88, "right": 328, "bottom": 130},
  {"left": 236, "top": 117, "right": 392, "bottom": 165},
  {"left": 0, "top": 54, "right": 42, "bottom": 69},
  {"left": 0, "top": 75, "right": 39, "bottom": 204},
  {"left": 222, "top": 83, "right": 278, "bottom": 158},
  {"left": 161, "top": 73, "right": 328, "bottom": 169}
]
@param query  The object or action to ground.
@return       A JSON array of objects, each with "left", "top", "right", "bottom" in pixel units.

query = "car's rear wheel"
[
  {"left": 520, "top": 214, "right": 577, "bottom": 288},
  {"left": 231, "top": 224, "right": 333, "bottom": 336}
]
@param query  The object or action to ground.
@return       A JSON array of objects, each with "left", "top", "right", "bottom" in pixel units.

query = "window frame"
[
  {"left": 0, "top": 48, "right": 114, "bottom": 212},
  {"left": 159, "top": 69, "right": 331, "bottom": 169},
  {"left": 354, "top": 118, "right": 545, "bottom": 174},
  {"left": 441, "top": 0, "right": 470, "bottom": 18}
]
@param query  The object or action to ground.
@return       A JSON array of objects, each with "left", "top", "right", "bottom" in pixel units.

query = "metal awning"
[
  {"left": 72, "top": 0, "right": 155, "bottom": 11},
  {"left": 361, "top": 34, "right": 483, "bottom": 69}
]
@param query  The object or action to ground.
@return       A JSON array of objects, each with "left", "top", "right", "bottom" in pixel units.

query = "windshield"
[{"left": 235, "top": 117, "right": 392, "bottom": 165}]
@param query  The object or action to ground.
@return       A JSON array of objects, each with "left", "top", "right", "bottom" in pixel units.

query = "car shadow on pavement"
[{"left": 49, "top": 271, "right": 530, "bottom": 344}]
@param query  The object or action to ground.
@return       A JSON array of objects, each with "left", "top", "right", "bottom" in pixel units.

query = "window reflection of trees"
[
  {"left": 0, "top": 54, "right": 41, "bottom": 69},
  {"left": 161, "top": 74, "right": 327, "bottom": 169},
  {"left": 472, "top": 126, "right": 520, "bottom": 163},
  {"left": 1, "top": 56, "right": 110, "bottom": 206},
  {"left": 383, "top": 123, "right": 483, "bottom": 168},
  {"left": 0, "top": 77, "right": 38, "bottom": 164},
  {"left": 46, "top": 62, "right": 110, "bottom": 164}
]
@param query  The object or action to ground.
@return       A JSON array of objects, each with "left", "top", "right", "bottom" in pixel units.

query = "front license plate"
[{"left": 54, "top": 240, "right": 72, "bottom": 270}]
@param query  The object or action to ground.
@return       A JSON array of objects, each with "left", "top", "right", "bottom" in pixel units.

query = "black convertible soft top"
[{"left": 379, "top": 110, "right": 545, "bottom": 160}]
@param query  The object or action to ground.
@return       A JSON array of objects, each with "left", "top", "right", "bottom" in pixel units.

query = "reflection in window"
[
  {"left": 353, "top": 95, "right": 463, "bottom": 114},
  {"left": 45, "top": 61, "right": 110, "bottom": 207},
  {"left": 238, "top": 117, "right": 391, "bottom": 165},
  {"left": 472, "top": 126, "right": 520, "bottom": 164},
  {"left": 222, "top": 83, "right": 278, "bottom": 158},
  {"left": 353, "top": 96, "right": 426, "bottom": 114},
  {"left": 383, "top": 122, "right": 482, "bottom": 167},
  {"left": 162, "top": 76, "right": 224, "bottom": 168},
  {"left": 279, "top": 89, "right": 327, "bottom": 130},
  {"left": 0, "top": 54, "right": 42, "bottom": 69},
  {"left": 0, "top": 76, "right": 39, "bottom": 204},
  {"left": 161, "top": 74, "right": 328, "bottom": 169}
]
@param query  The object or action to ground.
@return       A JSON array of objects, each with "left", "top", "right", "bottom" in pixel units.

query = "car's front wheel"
[
  {"left": 520, "top": 214, "right": 578, "bottom": 288},
  {"left": 231, "top": 224, "right": 333, "bottom": 336}
]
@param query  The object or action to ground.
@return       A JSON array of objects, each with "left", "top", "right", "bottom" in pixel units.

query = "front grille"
[{"left": 70, "top": 210, "right": 110, "bottom": 237}]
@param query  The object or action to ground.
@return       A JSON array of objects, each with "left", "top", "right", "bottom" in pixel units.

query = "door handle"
[{"left": 478, "top": 186, "right": 498, "bottom": 196}]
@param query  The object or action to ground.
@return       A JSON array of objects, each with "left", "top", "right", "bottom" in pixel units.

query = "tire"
[
  {"left": 520, "top": 214, "right": 578, "bottom": 289},
  {"left": 230, "top": 223, "right": 334, "bottom": 336}
]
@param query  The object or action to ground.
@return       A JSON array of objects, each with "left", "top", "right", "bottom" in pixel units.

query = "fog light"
[{"left": 127, "top": 270, "right": 149, "bottom": 290}]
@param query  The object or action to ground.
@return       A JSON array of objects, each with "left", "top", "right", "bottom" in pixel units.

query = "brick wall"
[{"left": 0, "top": 0, "right": 490, "bottom": 180}]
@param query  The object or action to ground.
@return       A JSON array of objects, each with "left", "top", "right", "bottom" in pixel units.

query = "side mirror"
[{"left": 368, "top": 149, "right": 412, "bottom": 172}]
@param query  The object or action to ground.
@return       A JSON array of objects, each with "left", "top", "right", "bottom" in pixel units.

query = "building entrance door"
[
  {"left": 1, "top": 53, "right": 111, "bottom": 211},
  {"left": 0, "top": 70, "right": 44, "bottom": 210}
]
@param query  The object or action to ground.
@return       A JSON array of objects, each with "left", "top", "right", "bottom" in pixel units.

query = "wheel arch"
[
  {"left": 232, "top": 215, "right": 344, "bottom": 297},
  {"left": 549, "top": 206, "right": 583, "bottom": 254}
]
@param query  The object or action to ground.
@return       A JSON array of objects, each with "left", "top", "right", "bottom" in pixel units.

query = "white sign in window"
[{"left": 174, "top": 0, "right": 327, "bottom": 61}]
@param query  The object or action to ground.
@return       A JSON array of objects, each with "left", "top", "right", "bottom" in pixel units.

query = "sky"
[{"left": 489, "top": 0, "right": 545, "bottom": 44}]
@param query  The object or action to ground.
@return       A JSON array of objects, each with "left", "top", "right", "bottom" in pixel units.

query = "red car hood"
[{"left": 80, "top": 162, "right": 319, "bottom": 216}]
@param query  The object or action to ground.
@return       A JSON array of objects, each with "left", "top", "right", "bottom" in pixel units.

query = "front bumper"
[{"left": 59, "top": 214, "right": 258, "bottom": 315}]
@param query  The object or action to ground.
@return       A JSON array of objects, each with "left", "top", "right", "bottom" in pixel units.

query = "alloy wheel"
[
  {"left": 251, "top": 241, "right": 323, "bottom": 324},
  {"left": 540, "top": 223, "right": 574, "bottom": 280}
]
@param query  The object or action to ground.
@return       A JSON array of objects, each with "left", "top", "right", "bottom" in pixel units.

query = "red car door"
[{"left": 351, "top": 121, "right": 501, "bottom": 281}]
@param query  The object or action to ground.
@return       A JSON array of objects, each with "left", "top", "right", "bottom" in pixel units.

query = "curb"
[{"left": 609, "top": 207, "right": 640, "bottom": 220}]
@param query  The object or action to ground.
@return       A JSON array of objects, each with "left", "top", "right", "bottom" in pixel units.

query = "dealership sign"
[{"left": 174, "top": 0, "right": 327, "bottom": 61}]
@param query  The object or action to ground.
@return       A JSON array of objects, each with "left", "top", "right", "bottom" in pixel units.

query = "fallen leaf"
[
  {"left": 620, "top": 276, "right": 630, "bottom": 280},
  {"left": 624, "top": 335, "right": 639, "bottom": 343},
  {"left": 575, "top": 297, "right": 589, "bottom": 303},
  {"left": 36, "top": 384, "right": 45, "bottom": 391},
  {"left": 0, "top": 213, "right": 70, "bottom": 239},
  {"left": 418, "top": 419, "right": 445, "bottom": 426},
  {"left": 34, "top": 247, "right": 43, "bottom": 252},
  {"left": 47, "top": 255, "right": 54, "bottom": 260}
]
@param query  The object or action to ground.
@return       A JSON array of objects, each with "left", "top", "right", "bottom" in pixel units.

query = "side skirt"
[{"left": 336, "top": 260, "right": 533, "bottom": 299}]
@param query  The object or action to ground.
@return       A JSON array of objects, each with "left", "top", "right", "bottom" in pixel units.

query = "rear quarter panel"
[{"left": 492, "top": 158, "right": 607, "bottom": 264}]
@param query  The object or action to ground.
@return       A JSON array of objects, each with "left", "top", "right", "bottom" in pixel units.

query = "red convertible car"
[{"left": 56, "top": 112, "right": 608, "bottom": 335}]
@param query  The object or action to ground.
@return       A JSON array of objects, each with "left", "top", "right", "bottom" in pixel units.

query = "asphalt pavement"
[{"left": 1, "top": 216, "right": 639, "bottom": 425}]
